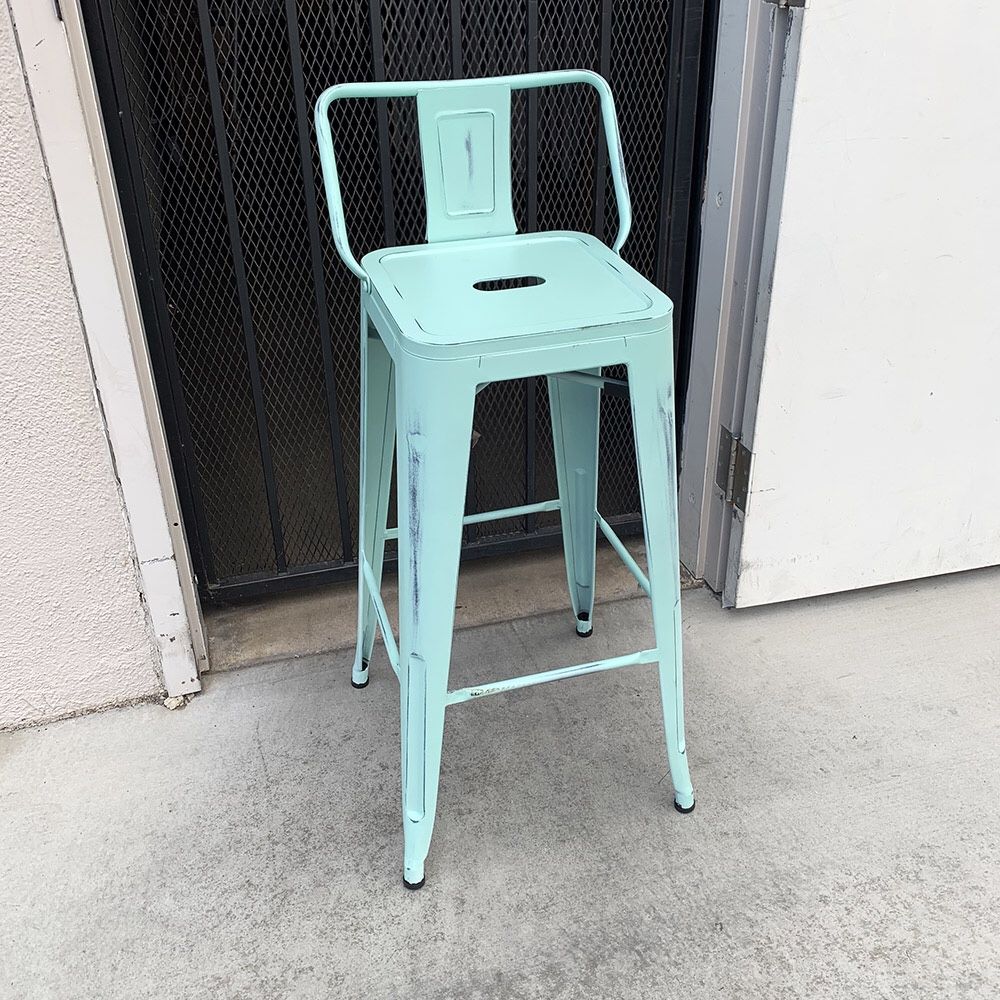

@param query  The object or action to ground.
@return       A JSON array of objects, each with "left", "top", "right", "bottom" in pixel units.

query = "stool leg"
[
  {"left": 548, "top": 370, "right": 601, "bottom": 638},
  {"left": 395, "top": 364, "right": 476, "bottom": 888},
  {"left": 627, "top": 348, "right": 696, "bottom": 813},
  {"left": 352, "top": 317, "right": 395, "bottom": 689}
]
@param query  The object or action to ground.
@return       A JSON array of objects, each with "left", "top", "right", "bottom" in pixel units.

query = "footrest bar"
[
  {"left": 361, "top": 556, "right": 400, "bottom": 677},
  {"left": 597, "top": 512, "right": 651, "bottom": 597},
  {"left": 384, "top": 499, "right": 561, "bottom": 540},
  {"left": 446, "top": 648, "right": 658, "bottom": 705}
]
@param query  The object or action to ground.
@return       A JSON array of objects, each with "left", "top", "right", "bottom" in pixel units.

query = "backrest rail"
[{"left": 314, "top": 70, "right": 631, "bottom": 288}]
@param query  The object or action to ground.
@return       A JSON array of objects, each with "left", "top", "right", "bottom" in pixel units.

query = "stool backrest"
[{"left": 314, "top": 71, "right": 631, "bottom": 288}]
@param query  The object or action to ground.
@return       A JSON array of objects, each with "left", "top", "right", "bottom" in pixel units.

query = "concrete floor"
[{"left": 2, "top": 567, "right": 999, "bottom": 999}]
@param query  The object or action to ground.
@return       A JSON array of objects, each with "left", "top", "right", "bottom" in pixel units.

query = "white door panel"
[{"left": 729, "top": 1, "right": 1000, "bottom": 607}]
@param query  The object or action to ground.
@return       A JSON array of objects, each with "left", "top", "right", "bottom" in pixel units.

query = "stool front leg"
[
  {"left": 627, "top": 342, "right": 696, "bottom": 814},
  {"left": 394, "top": 361, "right": 477, "bottom": 889}
]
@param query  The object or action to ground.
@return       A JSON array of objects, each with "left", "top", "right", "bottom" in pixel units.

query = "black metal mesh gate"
[{"left": 81, "top": 0, "right": 716, "bottom": 600}]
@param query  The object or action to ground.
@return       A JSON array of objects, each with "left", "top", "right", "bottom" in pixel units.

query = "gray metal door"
[{"left": 81, "top": 0, "right": 717, "bottom": 600}]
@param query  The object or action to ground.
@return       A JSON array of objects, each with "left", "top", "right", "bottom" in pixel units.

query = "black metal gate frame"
[{"left": 80, "top": 0, "right": 718, "bottom": 601}]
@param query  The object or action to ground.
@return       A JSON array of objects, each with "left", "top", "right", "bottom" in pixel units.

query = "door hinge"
[
  {"left": 763, "top": 0, "right": 805, "bottom": 7},
  {"left": 715, "top": 426, "right": 753, "bottom": 513}
]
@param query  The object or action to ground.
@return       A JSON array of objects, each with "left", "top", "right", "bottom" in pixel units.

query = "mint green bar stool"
[{"left": 314, "top": 70, "right": 695, "bottom": 889}]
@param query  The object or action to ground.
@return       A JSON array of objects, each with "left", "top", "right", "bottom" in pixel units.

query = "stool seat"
[{"left": 363, "top": 232, "right": 670, "bottom": 359}]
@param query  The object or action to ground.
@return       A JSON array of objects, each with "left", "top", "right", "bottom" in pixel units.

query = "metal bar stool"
[{"left": 314, "top": 70, "right": 695, "bottom": 889}]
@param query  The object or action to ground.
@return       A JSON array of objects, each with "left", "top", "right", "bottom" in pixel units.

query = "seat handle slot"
[{"left": 473, "top": 275, "right": 545, "bottom": 291}]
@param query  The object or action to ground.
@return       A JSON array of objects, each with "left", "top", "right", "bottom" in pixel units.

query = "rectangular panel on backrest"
[{"left": 416, "top": 84, "right": 517, "bottom": 243}]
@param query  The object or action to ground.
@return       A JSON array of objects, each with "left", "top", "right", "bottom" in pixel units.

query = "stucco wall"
[{"left": 0, "top": 3, "right": 162, "bottom": 729}]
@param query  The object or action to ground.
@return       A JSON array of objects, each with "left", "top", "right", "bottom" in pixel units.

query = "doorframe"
[
  {"left": 678, "top": 0, "right": 803, "bottom": 595},
  {"left": 8, "top": 0, "right": 208, "bottom": 689},
  {"left": 71, "top": 0, "right": 720, "bottom": 601}
]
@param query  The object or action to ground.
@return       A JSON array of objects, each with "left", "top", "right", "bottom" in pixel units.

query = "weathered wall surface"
[{"left": 0, "top": 3, "right": 161, "bottom": 728}]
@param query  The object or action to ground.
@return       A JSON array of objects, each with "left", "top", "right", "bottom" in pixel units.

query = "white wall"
[
  {"left": 0, "top": 3, "right": 163, "bottom": 728},
  {"left": 728, "top": 1, "right": 1000, "bottom": 606}
]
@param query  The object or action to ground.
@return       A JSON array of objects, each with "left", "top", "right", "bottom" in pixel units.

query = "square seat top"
[{"left": 362, "top": 232, "right": 671, "bottom": 359}]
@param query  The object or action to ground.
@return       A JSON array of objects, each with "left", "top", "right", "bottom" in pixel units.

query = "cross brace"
[{"left": 361, "top": 503, "right": 656, "bottom": 703}]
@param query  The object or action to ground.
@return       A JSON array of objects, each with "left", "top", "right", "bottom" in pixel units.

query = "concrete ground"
[{"left": 2, "top": 567, "right": 999, "bottom": 999}]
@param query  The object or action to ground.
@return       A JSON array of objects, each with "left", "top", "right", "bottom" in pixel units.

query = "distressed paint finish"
[
  {"left": 314, "top": 72, "right": 694, "bottom": 887},
  {"left": 417, "top": 84, "right": 516, "bottom": 243},
  {"left": 627, "top": 355, "right": 691, "bottom": 772},
  {"left": 393, "top": 354, "right": 476, "bottom": 883},
  {"left": 447, "top": 648, "right": 660, "bottom": 704},
  {"left": 314, "top": 71, "right": 633, "bottom": 290}
]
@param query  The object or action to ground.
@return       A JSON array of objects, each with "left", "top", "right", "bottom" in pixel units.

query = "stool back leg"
[
  {"left": 548, "top": 370, "right": 601, "bottom": 637},
  {"left": 627, "top": 342, "right": 696, "bottom": 812},
  {"left": 395, "top": 360, "right": 477, "bottom": 887},
  {"left": 352, "top": 310, "right": 396, "bottom": 688}
]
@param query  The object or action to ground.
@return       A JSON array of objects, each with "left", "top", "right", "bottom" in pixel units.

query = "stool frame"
[{"left": 315, "top": 71, "right": 695, "bottom": 889}]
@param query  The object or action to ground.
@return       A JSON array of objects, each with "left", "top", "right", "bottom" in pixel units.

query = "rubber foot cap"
[
  {"left": 674, "top": 798, "right": 696, "bottom": 815},
  {"left": 403, "top": 877, "right": 425, "bottom": 891},
  {"left": 351, "top": 677, "right": 369, "bottom": 689},
  {"left": 576, "top": 627, "right": 593, "bottom": 639}
]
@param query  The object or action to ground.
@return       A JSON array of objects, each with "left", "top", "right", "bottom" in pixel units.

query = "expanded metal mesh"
[{"left": 95, "top": 0, "right": 705, "bottom": 595}]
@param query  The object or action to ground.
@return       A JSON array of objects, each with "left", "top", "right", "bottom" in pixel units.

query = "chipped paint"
[
  {"left": 447, "top": 648, "right": 659, "bottom": 705},
  {"left": 405, "top": 418, "right": 425, "bottom": 628}
]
